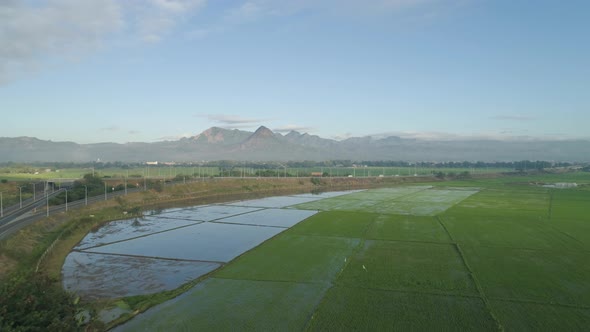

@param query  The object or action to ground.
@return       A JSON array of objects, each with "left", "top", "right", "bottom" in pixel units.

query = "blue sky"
[{"left": 1, "top": 0, "right": 589, "bottom": 144}]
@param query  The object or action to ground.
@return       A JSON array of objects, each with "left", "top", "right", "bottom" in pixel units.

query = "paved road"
[
  {"left": 0, "top": 189, "right": 65, "bottom": 239},
  {"left": 0, "top": 187, "right": 152, "bottom": 240},
  {"left": 0, "top": 178, "right": 198, "bottom": 240}
]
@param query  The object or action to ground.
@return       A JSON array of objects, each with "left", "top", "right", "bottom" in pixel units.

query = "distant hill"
[{"left": 1, "top": 126, "right": 589, "bottom": 162}]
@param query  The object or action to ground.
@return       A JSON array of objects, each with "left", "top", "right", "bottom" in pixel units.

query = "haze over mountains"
[{"left": 1, "top": 126, "right": 589, "bottom": 163}]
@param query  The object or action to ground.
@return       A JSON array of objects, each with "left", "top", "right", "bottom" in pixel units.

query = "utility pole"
[
  {"left": 84, "top": 185, "right": 88, "bottom": 206},
  {"left": 18, "top": 186, "right": 22, "bottom": 208},
  {"left": 65, "top": 189, "right": 68, "bottom": 212},
  {"left": 1, "top": 192, "right": 3, "bottom": 218},
  {"left": 104, "top": 182, "right": 107, "bottom": 201}
]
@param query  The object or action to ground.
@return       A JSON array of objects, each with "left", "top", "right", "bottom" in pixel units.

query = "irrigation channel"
[{"left": 62, "top": 190, "right": 360, "bottom": 301}]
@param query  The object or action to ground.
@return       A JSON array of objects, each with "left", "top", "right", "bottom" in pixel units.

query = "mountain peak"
[
  {"left": 191, "top": 127, "right": 252, "bottom": 145},
  {"left": 241, "top": 126, "right": 281, "bottom": 149},
  {"left": 285, "top": 131, "right": 302, "bottom": 138},
  {"left": 193, "top": 126, "right": 228, "bottom": 143},
  {"left": 252, "top": 126, "right": 274, "bottom": 137}
]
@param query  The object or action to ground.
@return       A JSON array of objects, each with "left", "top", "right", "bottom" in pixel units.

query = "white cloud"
[
  {"left": 0, "top": 0, "right": 123, "bottom": 83},
  {"left": 273, "top": 125, "right": 314, "bottom": 133},
  {"left": 0, "top": 0, "right": 208, "bottom": 83},
  {"left": 332, "top": 132, "right": 355, "bottom": 140},
  {"left": 366, "top": 129, "right": 572, "bottom": 141},
  {"left": 223, "top": 0, "right": 446, "bottom": 23},
  {"left": 0, "top": 0, "right": 458, "bottom": 83},
  {"left": 135, "top": 0, "right": 207, "bottom": 42},
  {"left": 204, "top": 114, "right": 267, "bottom": 125},
  {"left": 490, "top": 115, "right": 537, "bottom": 121},
  {"left": 190, "top": 0, "right": 457, "bottom": 41},
  {"left": 99, "top": 125, "right": 120, "bottom": 132},
  {"left": 150, "top": 0, "right": 204, "bottom": 13}
]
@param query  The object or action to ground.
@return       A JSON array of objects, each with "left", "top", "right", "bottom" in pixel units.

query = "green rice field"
[{"left": 116, "top": 174, "right": 590, "bottom": 331}]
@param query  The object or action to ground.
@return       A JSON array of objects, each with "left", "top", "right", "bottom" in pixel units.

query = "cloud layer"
[
  {"left": 273, "top": 125, "right": 314, "bottom": 133},
  {"left": 490, "top": 115, "right": 537, "bottom": 121},
  {"left": 0, "top": 0, "right": 450, "bottom": 84},
  {"left": 0, "top": 0, "right": 207, "bottom": 83},
  {"left": 0, "top": 0, "right": 123, "bottom": 83}
]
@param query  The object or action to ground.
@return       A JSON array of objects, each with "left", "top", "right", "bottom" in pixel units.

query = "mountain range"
[{"left": 1, "top": 126, "right": 589, "bottom": 163}]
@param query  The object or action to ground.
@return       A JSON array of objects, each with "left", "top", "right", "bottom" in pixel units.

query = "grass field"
[{"left": 105, "top": 173, "right": 590, "bottom": 331}]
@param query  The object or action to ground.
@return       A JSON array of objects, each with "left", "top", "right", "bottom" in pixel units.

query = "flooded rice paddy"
[
  {"left": 83, "top": 221, "right": 290, "bottom": 262},
  {"left": 62, "top": 187, "right": 476, "bottom": 302},
  {"left": 62, "top": 251, "right": 220, "bottom": 299},
  {"left": 62, "top": 192, "right": 354, "bottom": 299}
]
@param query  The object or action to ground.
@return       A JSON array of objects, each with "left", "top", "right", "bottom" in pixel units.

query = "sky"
[{"left": 1, "top": 0, "right": 589, "bottom": 144}]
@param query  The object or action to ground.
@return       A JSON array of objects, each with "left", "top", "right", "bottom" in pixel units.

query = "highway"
[
  {"left": 0, "top": 187, "right": 145, "bottom": 240},
  {"left": 0, "top": 178, "right": 196, "bottom": 240}
]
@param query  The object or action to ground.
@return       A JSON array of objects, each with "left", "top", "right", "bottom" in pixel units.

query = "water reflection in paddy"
[
  {"left": 84, "top": 221, "right": 289, "bottom": 262},
  {"left": 62, "top": 251, "right": 220, "bottom": 299},
  {"left": 75, "top": 216, "right": 203, "bottom": 250},
  {"left": 61, "top": 191, "right": 357, "bottom": 299},
  {"left": 151, "top": 205, "right": 262, "bottom": 221}
]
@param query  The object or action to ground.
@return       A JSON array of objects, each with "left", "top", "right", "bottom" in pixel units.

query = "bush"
[{"left": 0, "top": 273, "right": 79, "bottom": 331}]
